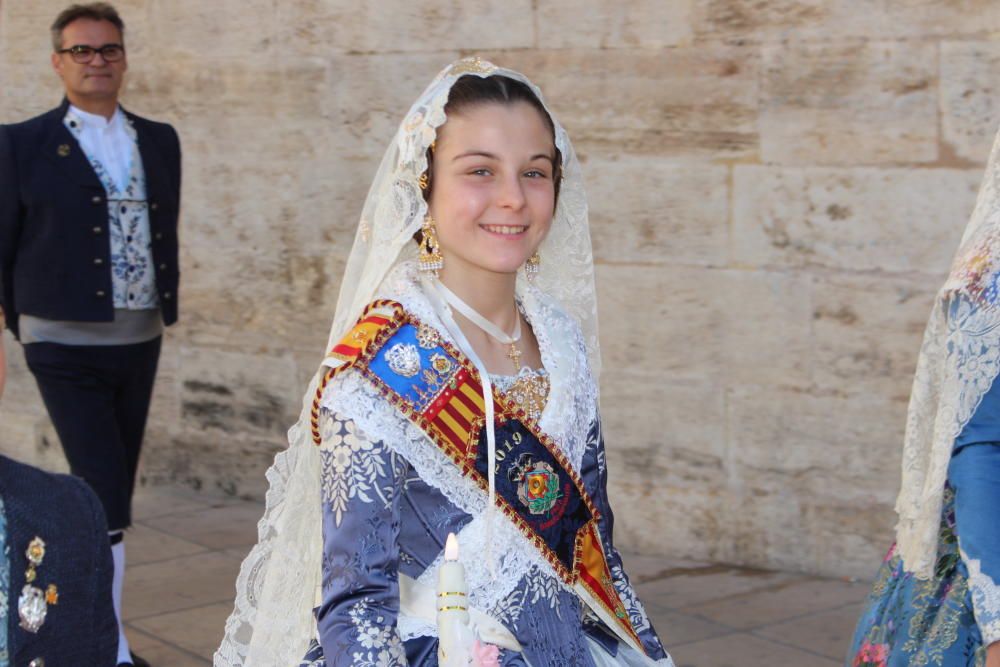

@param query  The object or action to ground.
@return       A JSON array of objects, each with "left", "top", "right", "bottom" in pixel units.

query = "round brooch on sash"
[{"left": 509, "top": 454, "right": 563, "bottom": 516}]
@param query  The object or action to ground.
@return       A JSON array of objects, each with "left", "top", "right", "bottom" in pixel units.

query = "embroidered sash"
[{"left": 312, "top": 301, "right": 647, "bottom": 655}]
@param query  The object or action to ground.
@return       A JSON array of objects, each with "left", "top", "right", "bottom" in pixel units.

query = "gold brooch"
[{"left": 57, "top": 144, "right": 71, "bottom": 157}]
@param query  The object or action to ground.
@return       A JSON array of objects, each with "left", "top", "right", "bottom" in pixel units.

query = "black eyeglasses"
[{"left": 57, "top": 43, "right": 125, "bottom": 64}]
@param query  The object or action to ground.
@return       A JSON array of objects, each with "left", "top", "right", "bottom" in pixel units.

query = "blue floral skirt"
[{"left": 848, "top": 488, "right": 985, "bottom": 667}]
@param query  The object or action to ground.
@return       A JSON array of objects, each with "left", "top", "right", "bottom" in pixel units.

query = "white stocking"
[{"left": 110, "top": 535, "right": 132, "bottom": 663}]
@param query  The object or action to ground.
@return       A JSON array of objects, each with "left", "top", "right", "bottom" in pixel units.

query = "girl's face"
[{"left": 429, "top": 101, "right": 557, "bottom": 281}]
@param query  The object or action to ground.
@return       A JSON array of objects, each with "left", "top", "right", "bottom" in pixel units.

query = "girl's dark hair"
[{"left": 421, "top": 74, "right": 563, "bottom": 205}]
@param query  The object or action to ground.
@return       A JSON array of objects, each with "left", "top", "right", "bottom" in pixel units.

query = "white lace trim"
[{"left": 961, "top": 548, "right": 1000, "bottom": 646}]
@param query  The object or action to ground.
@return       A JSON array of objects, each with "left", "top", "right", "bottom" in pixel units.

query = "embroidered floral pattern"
[
  {"left": 850, "top": 488, "right": 987, "bottom": 667},
  {"left": 346, "top": 598, "right": 406, "bottom": 667},
  {"left": 853, "top": 640, "right": 889, "bottom": 667},
  {"left": 319, "top": 415, "right": 393, "bottom": 527},
  {"left": 63, "top": 111, "right": 158, "bottom": 310}
]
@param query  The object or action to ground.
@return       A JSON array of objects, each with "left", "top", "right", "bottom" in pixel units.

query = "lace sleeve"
[
  {"left": 315, "top": 410, "right": 410, "bottom": 666},
  {"left": 949, "top": 443, "right": 1000, "bottom": 647},
  {"left": 581, "top": 418, "right": 670, "bottom": 661}
]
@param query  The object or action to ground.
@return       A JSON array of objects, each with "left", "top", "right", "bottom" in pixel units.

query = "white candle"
[{"left": 437, "top": 533, "right": 471, "bottom": 665}]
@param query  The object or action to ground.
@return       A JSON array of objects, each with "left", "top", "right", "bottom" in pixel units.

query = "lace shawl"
[{"left": 896, "top": 126, "right": 1000, "bottom": 578}]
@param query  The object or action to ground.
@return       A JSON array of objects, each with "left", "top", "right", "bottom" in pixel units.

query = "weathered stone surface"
[
  {"left": 597, "top": 265, "right": 812, "bottom": 387},
  {"left": 0, "top": 63, "right": 64, "bottom": 123},
  {"left": 141, "top": 427, "right": 286, "bottom": 497},
  {"left": 276, "top": 0, "right": 533, "bottom": 54},
  {"left": 127, "top": 57, "right": 327, "bottom": 120},
  {"left": 484, "top": 47, "right": 759, "bottom": 159},
  {"left": 148, "top": 1, "right": 279, "bottom": 61},
  {"left": 587, "top": 157, "right": 728, "bottom": 266},
  {"left": 732, "top": 166, "right": 980, "bottom": 272},
  {"left": 941, "top": 41, "right": 1000, "bottom": 164},
  {"left": 176, "top": 346, "right": 300, "bottom": 439},
  {"left": 602, "top": 373, "right": 727, "bottom": 489},
  {"left": 320, "top": 53, "right": 462, "bottom": 159},
  {"left": 693, "top": 0, "right": 1000, "bottom": 42},
  {"left": 810, "top": 274, "right": 937, "bottom": 398},
  {"left": 726, "top": 385, "right": 903, "bottom": 576},
  {"left": 537, "top": 0, "right": 693, "bottom": 48},
  {"left": 602, "top": 372, "right": 732, "bottom": 560},
  {"left": 760, "top": 41, "right": 937, "bottom": 165},
  {"left": 1, "top": 0, "right": 156, "bottom": 68}
]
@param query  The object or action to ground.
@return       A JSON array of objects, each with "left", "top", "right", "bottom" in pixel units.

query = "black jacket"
[
  {"left": 1, "top": 455, "right": 118, "bottom": 666},
  {"left": 0, "top": 99, "right": 181, "bottom": 339}
]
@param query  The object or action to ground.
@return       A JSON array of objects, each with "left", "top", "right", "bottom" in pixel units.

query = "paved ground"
[{"left": 122, "top": 486, "right": 866, "bottom": 666}]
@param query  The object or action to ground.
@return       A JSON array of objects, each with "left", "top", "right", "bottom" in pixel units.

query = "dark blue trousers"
[{"left": 23, "top": 337, "right": 162, "bottom": 530}]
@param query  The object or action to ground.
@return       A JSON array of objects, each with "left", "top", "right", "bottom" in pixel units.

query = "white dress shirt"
[{"left": 66, "top": 105, "right": 132, "bottom": 193}]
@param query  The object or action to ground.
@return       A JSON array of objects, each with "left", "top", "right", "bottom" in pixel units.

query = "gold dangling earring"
[
  {"left": 419, "top": 214, "right": 444, "bottom": 277},
  {"left": 525, "top": 251, "right": 540, "bottom": 281}
]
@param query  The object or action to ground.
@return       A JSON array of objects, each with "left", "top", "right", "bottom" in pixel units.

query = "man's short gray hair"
[{"left": 50, "top": 3, "right": 125, "bottom": 51}]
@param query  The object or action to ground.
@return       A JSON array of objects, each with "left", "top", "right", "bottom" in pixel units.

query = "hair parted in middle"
[{"left": 420, "top": 74, "right": 564, "bottom": 206}]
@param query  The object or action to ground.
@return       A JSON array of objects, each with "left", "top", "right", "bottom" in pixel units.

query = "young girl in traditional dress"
[{"left": 216, "top": 59, "right": 674, "bottom": 666}]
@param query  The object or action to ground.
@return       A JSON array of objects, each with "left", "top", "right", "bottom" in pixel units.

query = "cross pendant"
[{"left": 507, "top": 343, "right": 522, "bottom": 370}]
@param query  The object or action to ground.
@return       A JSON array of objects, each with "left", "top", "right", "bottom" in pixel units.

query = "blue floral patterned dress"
[
  {"left": 298, "top": 370, "right": 671, "bottom": 667},
  {"left": 848, "top": 380, "right": 1000, "bottom": 666}
]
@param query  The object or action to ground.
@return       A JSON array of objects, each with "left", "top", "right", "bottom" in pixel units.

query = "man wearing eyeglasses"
[{"left": 0, "top": 4, "right": 180, "bottom": 667}]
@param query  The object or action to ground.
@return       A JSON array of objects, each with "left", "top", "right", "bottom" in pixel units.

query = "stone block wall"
[{"left": 2, "top": 0, "right": 998, "bottom": 578}]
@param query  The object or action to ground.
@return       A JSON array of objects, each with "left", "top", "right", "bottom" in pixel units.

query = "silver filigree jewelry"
[
  {"left": 18, "top": 584, "right": 47, "bottom": 633},
  {"left": 386, "top": 343, "right": 422, "bottom": 378}
]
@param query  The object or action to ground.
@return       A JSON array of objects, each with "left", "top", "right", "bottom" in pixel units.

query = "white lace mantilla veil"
[
  {"left": 895, "top": 124, "right": 1000, "bottom": 579},
  {"left": 215, "top": 58, "right": 599, "bottom": 666}
]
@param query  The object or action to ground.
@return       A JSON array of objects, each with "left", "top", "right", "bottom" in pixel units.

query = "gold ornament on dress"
[
  {"left": 504, "top": 331, "right": 549, "bottom": 421},
  {"left": 449, "top": 56, "right": 496, "bottom": 77},
  {"left": 419, "top": 215, "right": 444, "bottom": 276},
  {"left": 508, "top": 369, "right": 550, "bottom": 422},
  {"left": 525, "top": 251, "right": 540, "bottom": 281}
]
